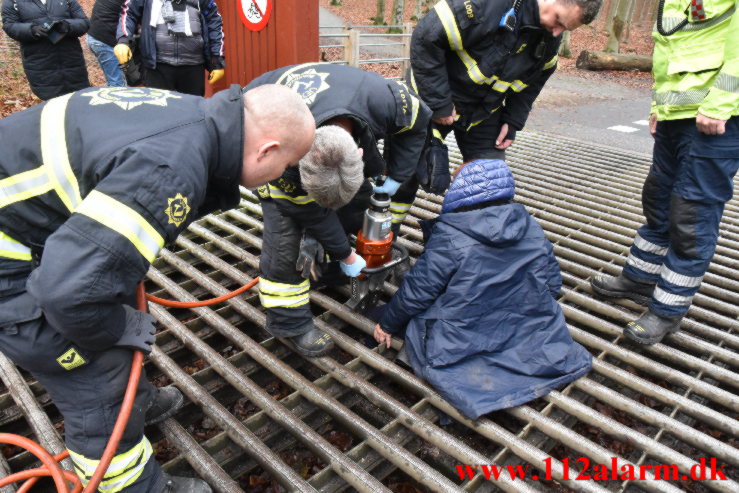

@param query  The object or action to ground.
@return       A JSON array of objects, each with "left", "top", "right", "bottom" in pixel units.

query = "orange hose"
[
  {"left": 0, "top": 433, "right": 70, "bottom": 492},
  {"left": 0, "top": 279, "right": 254, "bottom": 491},
  {"left": 145, "top": 277, "right": 259, "bottom": 308},
  {"left": 81, "top": 285, "right": 147, "bottom": 493},
  {"left": 16, "top": 451, "right": 77, "bottom": 493}
]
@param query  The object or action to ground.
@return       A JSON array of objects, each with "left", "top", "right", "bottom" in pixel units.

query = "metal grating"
[{"left": 1, "top": 132, "right": 737, "bottom": 493}]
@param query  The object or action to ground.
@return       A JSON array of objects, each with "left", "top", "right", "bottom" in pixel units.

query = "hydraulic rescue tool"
[{"left": 348, "top": 179, "right": 409, "bottom": 312}]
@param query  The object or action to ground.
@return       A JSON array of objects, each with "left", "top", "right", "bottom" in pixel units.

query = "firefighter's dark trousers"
[
  {"left": 439, "top": 112, "right": 507, "bottom": 162},
  {"left": 258, "top": 183, "right": 372, "bottom": 338},
  {"left": 0, "top": 264, "right": 161, "bottom": 493},
  {"left": 622, "top": 117, "right": 739, "bottom": 318}
]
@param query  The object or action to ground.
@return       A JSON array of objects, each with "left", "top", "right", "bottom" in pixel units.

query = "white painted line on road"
[
  {"left": 633, "top": 120, "right": 649, "bottom": 126},
  {"left": 608, "top": 125, "right": 639, "bottom": 133}
]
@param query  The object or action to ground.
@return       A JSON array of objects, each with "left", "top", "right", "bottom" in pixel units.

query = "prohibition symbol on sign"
[{"left": 240, "top": 0, "right": 272, "bottom": 31}]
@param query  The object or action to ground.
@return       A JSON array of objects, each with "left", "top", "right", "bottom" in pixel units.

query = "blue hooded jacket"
[{"left": 379, "top": 160, "right": 592, "bottom": 419}]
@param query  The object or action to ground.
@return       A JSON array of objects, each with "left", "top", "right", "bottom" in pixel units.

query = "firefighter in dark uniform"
[
  {"left": 404, "top": 0, "right": 601, "bottom": 195},
  {"left": 245, "top": 63, "right": 432, "bottom": 357},
  {"left": 0, "top": 85, "right": 314, "bottom": 492}
]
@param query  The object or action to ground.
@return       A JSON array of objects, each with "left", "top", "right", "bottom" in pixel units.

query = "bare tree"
[
  {"left": 389, "top": 0, "right": 406, "bottom": 32},
  {"left": 559, "top": 31, "right": 572, "bottom": 58},
  {"left": 413, "top": 0, "right": 429, "bottom": 21},
  {"left": 373, "top": 0, "right": 386, "bottom": 25},
  {"left": 605, "top": 0, "right": 634, "bottom": 53}
]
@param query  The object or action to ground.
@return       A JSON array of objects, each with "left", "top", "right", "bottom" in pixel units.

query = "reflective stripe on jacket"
[
  {"left": 0, "top": 86, "right": 244, "bottom": 350},
  {"left": 246, "top": 63, "right": 431, "bottom": 260},
  {"left": 410, "top": 0, "right": 559, "bottom": 130},
  {"left": 652, "top": 0, "right": 739, "bottom": 120}
]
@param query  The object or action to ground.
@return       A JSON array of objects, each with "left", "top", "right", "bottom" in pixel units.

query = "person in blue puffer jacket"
[{"left": 373, "top": 159, "right": 592, "bottom": 419}]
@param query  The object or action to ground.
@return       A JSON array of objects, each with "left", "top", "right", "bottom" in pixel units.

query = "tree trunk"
[
  {"left": 413, "top": 0, "right": 428, "bottom": 21},
  {"left": 389, "top": 0, "right": 405, "bottom": 33},
  {"left": 623, "top": 0, "right": 636, "bottom": 43},
  {"left": 604, "top": 0, "right": 620, "bottom": 33},
  {"left": 558, "top": 31, "right": 572, "bottom": 58},
  {"left": 605, "top": 0, "right": 634, "bottom": 53},
  {"left": 576, "top": 50, "right": 652, "bottom": 72},
  {"left": 373, "top": 0, "right": 386, "bottom": 25}
]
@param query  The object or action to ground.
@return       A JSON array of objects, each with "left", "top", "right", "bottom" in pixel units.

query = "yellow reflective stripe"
[
  {"left": 0, "top": 231, "right": 32, "bottom": 261},
  {"left": 543, "top": 55, "right": 558, "bottom": 71},
  {"left": 75, "top": 191, "right": 164, "bottom": 263},
  {"left": 409, "top": 68, "right": 419, "bottom": 93},
  {"left": 259, "top": 277, "right": 310, "bottom": 294},
  {"left": 396, "top": 92, "right": 421, "bottom": 134},
  {"left": 69, "top": 438, "right": 152, "bottom": 493},
  {"left": 391, "top": 213, "right": 408, "bottom": 224},
  {"left": 41, "top": 94, "right": 82, "bottom": 212},
  {"left": 466, "top": 119, "right": 485, "bottom": 131},
  {"left": 389, "top": 202, "right": 412, "bottom": 212},
  {"left": 267, "top": 184, "right": 314, "bottom": 205},
  {"left": 434, "top": 1, "right": 462, "bottom": 51},
  {"left": 511, "top": 80, "right": 528, "bottom": 92},
  {"left": 492, "top": 79, "right": 511, "bottom": 92},
  {"left": 259, "top": 293, "right": 310, "bottom": 308},
  {"left": 432, "top": 128, "right": 444, "bottom": 140},
  {"left": 258, "top": 278, "right": 310, "bottom": 308},
  {"left": 434, "top": 0, "right": 499, "bottom": 85},
  {"left": 459, "top": 50, "right": 495, "bottom": 84},
  {"left": 0, "top": 166, "right": 53, "bottom": 209}
]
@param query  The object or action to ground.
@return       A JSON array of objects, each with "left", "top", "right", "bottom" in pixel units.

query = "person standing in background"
[
  {"left": 114, "top": 0, "right": 225, "bottom": 96},
  {"left": 88, "top": 0, "right": 128, "bottom": 86},
  {"left": 2, "top": 0, "right": 90, "bottom": 100}
]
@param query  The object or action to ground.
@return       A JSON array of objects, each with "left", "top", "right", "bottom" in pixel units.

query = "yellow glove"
[
  {"left": 114, "top": 44, "right": 132, "bottom": 65},
  {"left": 208, "top": 68, "right": 225, "bottom": 85}
]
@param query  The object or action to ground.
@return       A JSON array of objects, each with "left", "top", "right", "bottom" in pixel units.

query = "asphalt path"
[{"left": 524, "top": 72, "right": 655, "bottom": 156}]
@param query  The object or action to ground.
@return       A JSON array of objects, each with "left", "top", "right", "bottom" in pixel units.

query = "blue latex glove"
[
  {"left": 340, "top": 252, "right": 367, "bottom": 277},
  {"left": 372, "top": 177, "right": 402, "bottom": 196}
]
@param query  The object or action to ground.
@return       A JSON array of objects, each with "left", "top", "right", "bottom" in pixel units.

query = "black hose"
[{"left": 656, "top": 0, "right": 689, "bottom": 36}]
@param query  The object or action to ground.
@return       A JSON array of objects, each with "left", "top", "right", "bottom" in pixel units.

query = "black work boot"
[
  {"left": 145, "top": 386, "right": 184, "bottom": 426},
  {"left": 624, "top": 310, "right": 681, "bottom": 345},
  {"left": 160, "top": 473, "right": 212, "bottom": 493},
  {"left": 590, "top": 274, "right": 655, "bottom": 306},
  {"left": 291, "top": 327, "right": 334, "bottom": 357}
]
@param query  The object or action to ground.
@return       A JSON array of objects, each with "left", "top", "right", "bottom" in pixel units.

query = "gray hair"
[
  {"left": 299, "top": 126, "right": 364, "bottom": 209},
  {"left": 561, "top": 0, "right": 603, "bottom": 24}
]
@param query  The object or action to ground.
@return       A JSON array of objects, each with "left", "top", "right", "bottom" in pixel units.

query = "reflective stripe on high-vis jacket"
[{"left": 75, "top": 190, "right": 165, "bottom": 263}]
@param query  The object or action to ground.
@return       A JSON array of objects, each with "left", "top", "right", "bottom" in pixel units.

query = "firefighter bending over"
[
  {"left": 407, "top": 0, "right": 602, "bottom": 195},
  {"left": 592, "top": 0, "right": 739, "bottom": 344},
  {"left": 0, "top": 85, "right": 314, "bottom": 493},
  {"left": 245, "top": 63, "right": 431, "bottom": 357}
]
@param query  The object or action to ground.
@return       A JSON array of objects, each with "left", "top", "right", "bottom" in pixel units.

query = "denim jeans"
[{"left": 86, "top": 34, "right": 127, "bottom": 87}]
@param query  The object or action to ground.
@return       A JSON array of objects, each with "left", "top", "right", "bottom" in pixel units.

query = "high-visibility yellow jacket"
[{"left": 652, "top": 0, "right": 738, "bottom": 120}]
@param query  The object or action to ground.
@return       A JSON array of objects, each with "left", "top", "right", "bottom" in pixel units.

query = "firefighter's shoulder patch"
[
  {"left": 165, "top": 193, "right": 191, "bottom": 227},
  {"left": 81, "top": 87, "right": 182, "bottom": 110},
  {"left": 57, "top": 347, "right": 87, "bottom": 371}
]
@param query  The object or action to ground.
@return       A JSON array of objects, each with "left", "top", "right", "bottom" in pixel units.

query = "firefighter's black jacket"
[
  {"left": 410, "top": 0, "right": 560, "bottom": 130},
  {"left": 246, "top": 63, "right": 431, "bottom": 260},
  {"left": 0, "top": 85, "right": 244, "bottom": 351}
]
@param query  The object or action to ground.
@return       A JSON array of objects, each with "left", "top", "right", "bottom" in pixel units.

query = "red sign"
[{"left": 240, "top": 0, "right": 273, "bottom": 31}]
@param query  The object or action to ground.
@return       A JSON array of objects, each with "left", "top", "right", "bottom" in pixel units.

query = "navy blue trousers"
[
  {"left": 0, "top": 264, "right": 160, "bottom": 492},
  {"left": 623, "top": 116, "right": 739, "bottom": 318}
]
